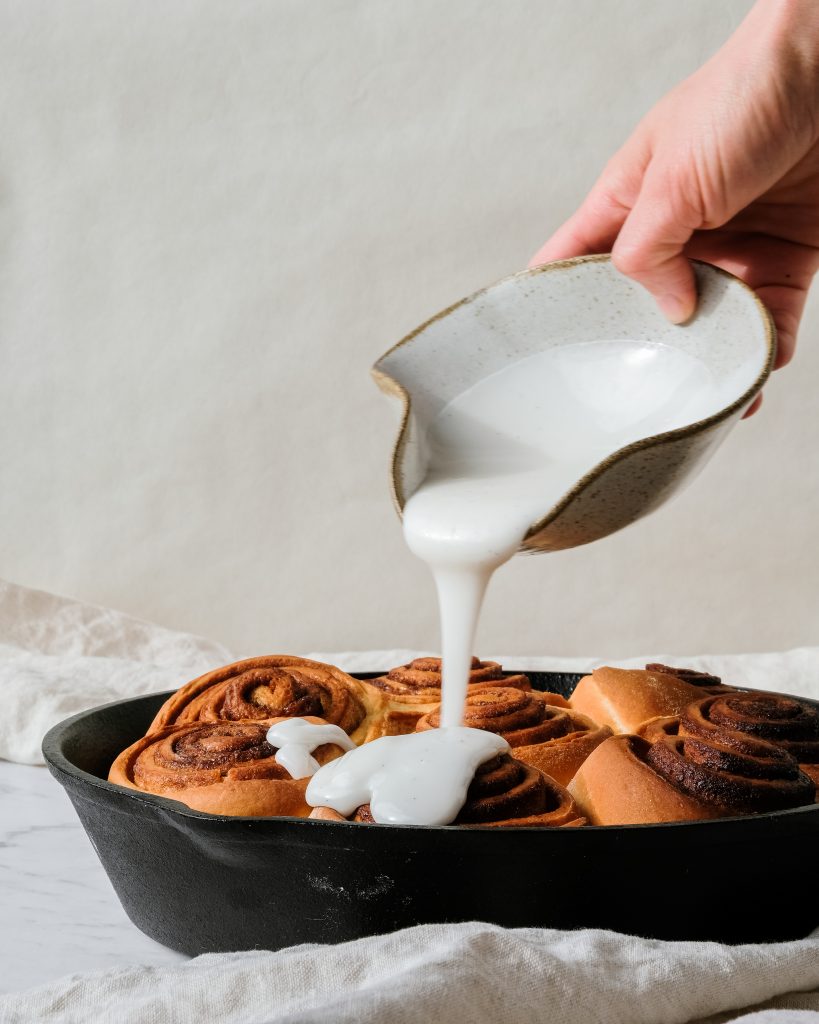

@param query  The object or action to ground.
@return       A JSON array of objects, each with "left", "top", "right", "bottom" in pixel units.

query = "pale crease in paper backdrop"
[{"left": 1, "top": 0, "right": 817, "bottom": 659}]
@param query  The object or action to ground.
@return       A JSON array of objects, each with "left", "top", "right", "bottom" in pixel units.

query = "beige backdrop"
[{"left": 1, "top": 0, "right": 816, "bottom": 659}]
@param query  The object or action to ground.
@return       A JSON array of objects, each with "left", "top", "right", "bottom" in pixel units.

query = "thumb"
[
  {"left": 528, "top": 190, "right": 628, "bottom": 268},
  {"left": 611, "top": 171, "right": 700, "bottom": 323},
  {"left": 529, "top": 145, "right": 648, "bottom": 268}
]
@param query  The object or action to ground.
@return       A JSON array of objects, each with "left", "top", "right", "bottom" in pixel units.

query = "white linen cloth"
[
  {"left": 1, "top": 576, "right": 819, "bottom": 1024},
  {"left": 0, "top": 579, "right": 231, "bottom": 764},
  {"left": 0, "top": 924, "right": 818, "bottom": 1024}
]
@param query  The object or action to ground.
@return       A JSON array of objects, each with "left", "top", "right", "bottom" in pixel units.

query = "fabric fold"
[
  {"left": 0, "top": 922, "right": 817, "bottom": 1024},
  {"left": 0, "top": 579, "right": 231, "bottom": 764}
]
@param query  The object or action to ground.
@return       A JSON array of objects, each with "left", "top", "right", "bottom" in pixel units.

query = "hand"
[{"left": 530, "top": 0, "right": 819, "bottom": 383}]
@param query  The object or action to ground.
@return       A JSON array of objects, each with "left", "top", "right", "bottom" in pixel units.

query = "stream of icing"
[
  {"left": 402, "top": 340, "right": 718, "bottom": 728},
  {"left": 308, "top": 340, "right": 718, "bottom": 824}
]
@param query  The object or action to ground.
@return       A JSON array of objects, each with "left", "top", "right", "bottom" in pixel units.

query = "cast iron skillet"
[{"left": 42, "top": 672, "right": 819, "bottom": 954}]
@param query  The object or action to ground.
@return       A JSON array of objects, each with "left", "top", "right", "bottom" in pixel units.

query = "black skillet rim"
[{"left": 42, "top": 672, "right": 819, "bottom": 833}]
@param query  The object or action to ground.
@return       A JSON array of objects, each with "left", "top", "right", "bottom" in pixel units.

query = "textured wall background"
[{"left": 2, "top": 0, "right": 816, "bottom": 658}]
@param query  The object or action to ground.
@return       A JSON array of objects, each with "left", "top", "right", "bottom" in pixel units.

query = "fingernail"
[{"left": 658, "top": 294, "right": 691, "bottom": 324}]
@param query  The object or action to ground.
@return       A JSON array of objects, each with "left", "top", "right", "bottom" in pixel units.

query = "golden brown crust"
[
  {"left": 569, "top": 666, "right": 725, "bottom": 734},
  {"left": 636, "top": 716, "right": 680, "bottom": 742},
  {"left": 416, "top": 687, "right": 610, "bottom": 786},
  {"left": 147, "top": 655, "right": 389, "bottom": 745},
  {"left": 109, "top": 716, "right": 347, "bottom": 817},
  {"left": 568, "top": 735, "right": 721, "bottom": 824},
  {"left": 308, "top": 805, "right": 347, "bottom": 822},
  {"left": 569, "top": 732, "right": 815, "bottom": 825}
]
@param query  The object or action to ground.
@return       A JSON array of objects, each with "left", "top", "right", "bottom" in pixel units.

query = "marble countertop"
[{"left": 0, "top": 761, "right": 187, "bottom": 995}]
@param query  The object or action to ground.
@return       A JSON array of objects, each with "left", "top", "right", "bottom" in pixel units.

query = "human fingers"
[
  {"left": 685, "top": 233, "right": 819, "bottom": 369},
  {"left": 528, "top": 142, "right": 649, "bottom": 268},
  {"left": 742, "top": 393, "right": 763, "bottom": 419},
  {"left": 527, "top": 189, "right": 629, "bottom": 268},
  {"left": 750, "top": 283, "right": 806, "bottom": 369},
  {"left": 610, "top": 165, "right": 700, "bottom": 324}
]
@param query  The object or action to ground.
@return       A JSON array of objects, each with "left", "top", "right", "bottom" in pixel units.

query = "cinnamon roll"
[
  {"left": 644, "top": 664, "right": 732, "bottom": 693},
  {"left": 369, "top": 656, "right": 560, "bottom": 736},
  {"left": 416, "top": 686, "right": 610, "bottom": 785},
  {"left": 147, "top": 656, "right": 389, "bottom": 745},
  {"left": 569, "top": 665, "right": 736, "bottom": 734},
  {"left": 109, "top": 717, "right": 349, "bottom": 816},
  {"left": 569, "top": 731, "right": 816, "bottom": 824},
  {"left": 680, "top": 692, "right": 819, "bottom": 788},
  {"left": 310, "top": 752, "right": 584, "bottom": 827}
]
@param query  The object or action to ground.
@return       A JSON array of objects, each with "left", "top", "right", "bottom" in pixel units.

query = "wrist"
[{"left": 724, "top": 0, "right": 819, "bottom": 147}]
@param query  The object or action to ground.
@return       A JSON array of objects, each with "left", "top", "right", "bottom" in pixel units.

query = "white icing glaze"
[
  {"left": 403, "top": 341, "right": 718, "bottom": 727},
  {"left": 305, "top": 727, "right": 509, "bottom": 825},
  {"left": 265, "top": 718, "right": 355, "bottom": 780},
  {"left": 300, "top": 341, "right": 716, "bottom": 827}
]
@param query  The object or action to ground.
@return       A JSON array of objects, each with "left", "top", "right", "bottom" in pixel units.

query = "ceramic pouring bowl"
[{"left": 372, "top": 255, "right": 776, "bottom": 553}]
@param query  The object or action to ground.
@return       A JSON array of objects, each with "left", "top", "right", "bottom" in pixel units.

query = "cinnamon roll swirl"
[
  {"left": 416, "top": 686, "right": 610, "bottom": 785},
  {"left": 310, "top": 752, "right": 584, "bottom": 827},
  {"left": 109, "top": 717, "right": 349, "bottom": 816},
  {"left": 636, "top": 715, "right": 680, "bottom": 743},
  {"left": 680, "top": 692, "right": 819, "bottom": 788},
  {"left": 370, "top": 656, "right": 558, "bottom": 736},
  {"left": 569, "top": 731, "right": 816, "bottom": 824},
  {"left": 147, "top": 656, "right": 388, "bottom": 745},
  {"left": 644, "top": 664, "right": 732, "bottom": 693}
]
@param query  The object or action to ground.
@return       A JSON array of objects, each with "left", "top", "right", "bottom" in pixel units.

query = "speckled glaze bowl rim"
[
  {"left": 371, "top": 254, "right": 777, "bottom": 540},
  {"left": 42, "top": 679, "right": 819, "bottom": 834}
]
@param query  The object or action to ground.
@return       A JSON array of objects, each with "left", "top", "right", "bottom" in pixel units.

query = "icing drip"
[
  {"left": 265, "top": 718, "right": 355, "bottom": 779},
  {"left": 306, "top": 727, "right": 509, "bottom": 825}
]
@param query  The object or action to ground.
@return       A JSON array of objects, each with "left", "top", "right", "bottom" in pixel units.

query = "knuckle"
[
  {"left": 592, "top": 185, "right": 631, "bottom": 218},
  {"left": 611, "top": 241, "right": 655, "bottom": 278}
]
